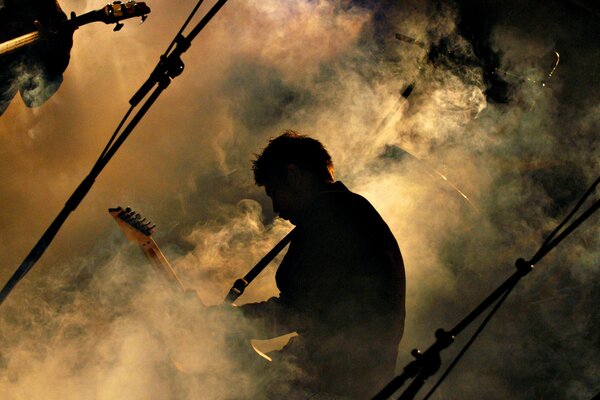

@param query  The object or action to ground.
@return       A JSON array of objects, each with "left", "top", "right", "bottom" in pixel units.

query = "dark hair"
[{"left": 253, "top": 130, "right": 335, "bottom": 186}]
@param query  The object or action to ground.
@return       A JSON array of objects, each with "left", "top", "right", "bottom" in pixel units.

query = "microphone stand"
[
  {"left": 373, "top": 177, "right": 600, "bottom": 400},
  {"left": 0, "top": 0, "right": 229, "bottom": 306},
  {"left": 373, "top": 260, "right": 532, "bottom": 400}
]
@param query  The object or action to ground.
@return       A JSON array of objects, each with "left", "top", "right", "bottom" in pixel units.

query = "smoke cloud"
[{"left": 0, "top": 0, "right": 598, "bottom": 399}]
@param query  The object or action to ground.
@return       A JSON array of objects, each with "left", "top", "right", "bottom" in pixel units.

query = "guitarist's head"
[{"left": 253, "top": 130, "right": 335, "bottom": 225}]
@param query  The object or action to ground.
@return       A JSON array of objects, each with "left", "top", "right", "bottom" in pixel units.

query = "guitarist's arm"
[{"left": 235, "top": 296, "right": 301, "bottom": 339}]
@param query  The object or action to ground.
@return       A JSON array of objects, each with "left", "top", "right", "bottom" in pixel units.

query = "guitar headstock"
[
  {"left": 100, "top": 1, "right": 151, "bottom": 30},
  {"left": 109, "top": 206, "right": 156, "bottom": 244}
]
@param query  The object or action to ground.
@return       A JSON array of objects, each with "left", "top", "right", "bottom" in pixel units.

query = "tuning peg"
[
  {"left": 114, "top": 22, "right": 124, "bottom": 31},
  {"left": 141, "top": 15, "right": 147, "bottom": 23},
  {"left": 69, "top": 11, "right": 80, "bottom": 31}
]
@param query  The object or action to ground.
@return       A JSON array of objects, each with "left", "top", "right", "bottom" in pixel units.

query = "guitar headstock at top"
[
  {"left": 103, "top": 1, "right": 151, "bottom": 23},
  {"left": 68, "top": 1, "right": 151, "bottom": 32},
  {"left": 103, "top": 1, "right": 151, "bottom": 31},
  {"left": 109, "top": 206, "right": 155, "bottom": 244}
]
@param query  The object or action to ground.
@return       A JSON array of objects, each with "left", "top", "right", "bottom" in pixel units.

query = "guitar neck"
[
  {"left": 109, "top": 206, "right": 187, "bottom": 294},
  {"left": 0, "top": 4, "right": 146, "bottom": 58},
  {"left": 138, "top": 236, "right": 187, "bottom": 293},
  {"left": 0, "top": 12, "right": 90, "bottom": 59},
  {"left": 0, "top": 31, "right": 41, "bottom": 58},
  {"left": 71, "top": 9, "right": 111, "bottom": 28}
]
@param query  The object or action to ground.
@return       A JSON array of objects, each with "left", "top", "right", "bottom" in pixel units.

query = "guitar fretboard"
[{"left": 0, "top": 31, "right": 41, "bottom": 58}]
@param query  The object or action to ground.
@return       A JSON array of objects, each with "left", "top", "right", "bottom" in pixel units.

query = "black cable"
[
  {"left": 0, "top": 83, "right": 165, "bottom": 306},
  {"left": 531, "top": 197, "right": 600, "bottom": 265},
  {"left": 534, "top": 175, "right": 599, "bottom": 261},
  {"left": 418, "top": 177, "right": 600, "bottom": 400},
  {"left": 164, "top": 0, "right": 205, "bottom": 55},
  {"left": 100, "top": 0, "right": 206, "bottom": 161},
  {"left": 421, "top": 286, "right": 515, "bottom": 400},
  {"left": 427, "top": 180, "right": 599, "bottom": 399},
  {"left": 375, "top": 174, "right": 600, "bottom": 400},
  {"left": 98, "top": 105, "right": 134, "bottom": 161}
]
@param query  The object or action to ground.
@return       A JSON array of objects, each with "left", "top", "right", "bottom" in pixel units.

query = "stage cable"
[
  {"left": 422, "top": 175, "right": 599, "bottom": 400},
  {"left": 421, "top": 287, "right": 515, "bottom": 400},
  {"left": 373, "top": 173, "right": 599, "bottom": 400}
]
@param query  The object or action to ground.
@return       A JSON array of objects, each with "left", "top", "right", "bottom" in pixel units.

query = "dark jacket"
[{"left": 241, "top": 182, "right": 405, "bottom": 398}]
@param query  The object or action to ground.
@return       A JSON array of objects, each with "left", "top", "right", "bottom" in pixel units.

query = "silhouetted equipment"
[
  {"left": 0, "top": 1, "right": 151, "bottom": 59},
  {"left": 372, "top": 176, "right": 600, "bottom": 400}
]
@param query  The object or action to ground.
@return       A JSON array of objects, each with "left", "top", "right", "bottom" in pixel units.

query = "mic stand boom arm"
[
  {"left": 129, "top": 0, "right": 229, "bottom": 107},
  {"left": 373, "top": 259, "right": 533, "bottom": 400}
]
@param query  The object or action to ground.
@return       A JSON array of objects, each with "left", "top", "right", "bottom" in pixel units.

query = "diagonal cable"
[
  {"left": 421, "top": 286, "right": 515, "bottom": 400},
  {"left": 535, "top": 175, "right": 599, "bottom": 259},
  {"left": 374, "top": 173, "right": 600, "bottom": 400}
]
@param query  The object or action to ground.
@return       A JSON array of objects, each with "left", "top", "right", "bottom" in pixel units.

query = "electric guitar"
[
  {"left": 109, "top": 206, "right": 275, "bottom": 364},
  {"left": 109, "top": 206, "right": 186, "bottom": 292},
  {"left": 0, "top": 1, "right": 151, "bottom": 59}
]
